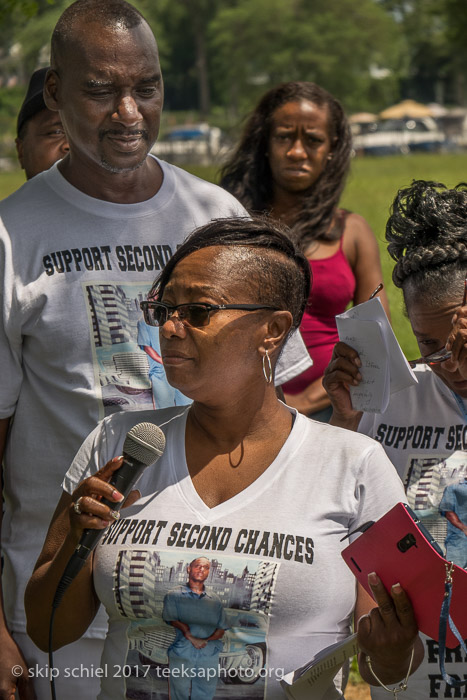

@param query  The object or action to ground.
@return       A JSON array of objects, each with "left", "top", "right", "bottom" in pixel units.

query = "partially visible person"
[
  {"left": 25, "top": 216, "right": 421, "bottom": 700},
  {"left": 0, "top": 5, "right": 311, "bottom": 700},
  {"left": 0, "top": 2, "right": 247, "bottom": 699},
  {"left": 137, "top": 317, "right": 186, "bottom": 407},
  {"left": 15, "top": 66, "right": 69, "bottom": 180},
  {"left": 439, "top": 477, "right": 467, "bottom": 568},
  {"left": 221, "top": 81, "right": 390, "bottom": 421},
  {"left": 162, "top": 557, "right": 227, "bottom": 700},
  {"left": 323, "top": 180, "right": 467, "bottom": 698}
]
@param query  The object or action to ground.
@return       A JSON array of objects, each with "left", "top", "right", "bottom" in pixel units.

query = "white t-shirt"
[
  {"left": 63, "top": 406, "right": 405, "bottom": 699},
  {"left": 0, "top": 158, "right": 311, "bottom": 637},
  {"left": 359, "top": 364, "right": 467, "bottom": 700}
]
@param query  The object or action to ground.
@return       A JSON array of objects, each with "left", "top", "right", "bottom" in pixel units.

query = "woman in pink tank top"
[{"left": 221, "top": 81, "right": 390, "bottom": 419}]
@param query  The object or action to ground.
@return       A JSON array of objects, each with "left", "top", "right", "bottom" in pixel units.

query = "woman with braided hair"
[
  {"left": 323, "top": 179, "right": 467, "bottom": 699},
  {"left": 221, "top": 81, "right": 390, "bottom": 421}
]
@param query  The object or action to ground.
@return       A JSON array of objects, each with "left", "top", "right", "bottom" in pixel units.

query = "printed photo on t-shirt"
[
  {"left": 112, "top": 549, "right": 278, "bottom": 699},
  {"left": 83, "top": 282, "right": 188, "bottom": 418},
  {"left": 395, "top": 453, "right": 467, "bottom": 700},
  {"left": 405, "top": 451, "right": 467, "bottom": 569}
]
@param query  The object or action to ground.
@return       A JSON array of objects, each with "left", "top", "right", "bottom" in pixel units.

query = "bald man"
[
  {"left": 163, "top": 558, "right": 228, "bottom": 700},
  {"left": 0, "top": 2, "right": 245, "bottom": 697}
]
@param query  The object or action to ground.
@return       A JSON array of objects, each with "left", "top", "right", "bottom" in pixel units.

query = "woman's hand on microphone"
[
  {"left": 26, "top": 457, "right": 145, "bottom": 652},
  {"left": 69, "top": 456, "right": 126, "bottom": 534},
  {"left": 25, "top": 458, "right": 129, "bottom": 652}
]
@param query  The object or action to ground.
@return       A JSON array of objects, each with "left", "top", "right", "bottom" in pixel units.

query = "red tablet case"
[{"left": 342, "top": 503, "right": 467, "bottom": 648}]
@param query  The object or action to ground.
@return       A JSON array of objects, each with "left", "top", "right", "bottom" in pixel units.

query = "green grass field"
[
  {"left": 187, "top": 152, "right": 467, "bottom": 359},
  {"left": 2, "top": 152, "right": 466, "bottom": 357}
]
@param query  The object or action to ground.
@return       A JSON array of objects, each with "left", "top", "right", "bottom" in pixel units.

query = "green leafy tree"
[
  {"left": 210, "top": 0, "right": 402, "bottom": 119},
  {"left": 443, "top": 0, "right": 467, "bottom": 104},
  {"left": 0, "top": 0, "right": 60, "bottom": 157},
  {"left": 379, "top": 0, "right": 467, "bottom": 105},
  {"left": 141, "top": 0, "right": 228, "bottom": 118},
  {"left": 0, "top": 0, "right": 52, "bottom": 22}
]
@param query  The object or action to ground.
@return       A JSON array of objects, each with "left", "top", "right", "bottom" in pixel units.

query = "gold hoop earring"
[{"left": 262, "top": 349, "right": 273, "bottom": 384}]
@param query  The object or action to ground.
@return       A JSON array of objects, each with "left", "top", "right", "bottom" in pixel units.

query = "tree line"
[{"left": 0, "top": 0, "right": 465, "bottom": 132}]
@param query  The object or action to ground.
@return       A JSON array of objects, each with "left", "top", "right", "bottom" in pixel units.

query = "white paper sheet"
[
  {"left": 280, "top": 634, "right": 359, "bottom": 700},
  {"left": 336, "top": 297, "right": 417, "bottom": 413}
]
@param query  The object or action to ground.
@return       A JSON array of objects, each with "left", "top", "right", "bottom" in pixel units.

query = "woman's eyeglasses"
[
  {"left": 409, "top": 274, "right": 467, "bottom": 368},
  {"left": 140, "top": 301, "right": 280, "bottom": 328},
  {"left": 409, "top": 347, "right": 453, "bottom": 368}
]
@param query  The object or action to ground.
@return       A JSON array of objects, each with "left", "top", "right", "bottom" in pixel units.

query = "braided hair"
[
  {"left": 386, "top": 180, "right": 467, "bottom": 306},
  {"left": 220, "top": 82, "right": 352, "bottom": 251}
]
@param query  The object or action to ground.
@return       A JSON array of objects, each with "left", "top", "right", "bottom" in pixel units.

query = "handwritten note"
[
  {"left": 280, "top": 634, "right": 359, "bottom": 700},
  {"left": 336, "top": 297, "right": 418, "bottom": 413},
  {"left": 337, "top": 317, "right": 389, "bottom": 412}
]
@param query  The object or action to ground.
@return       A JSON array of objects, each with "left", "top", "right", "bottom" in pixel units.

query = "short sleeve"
[
  {"left": 349, "top": 440, "right": 406, "bottom": 540},
  {"left": 62, "top": 418, "right": 115, "bottom": 494},
  {"left": 162, "top": 592, "right": 179, "bottom": 623},
  {"left": 62, "top": 407, "right": 186, "bottom": 496},
  {"left": 137, "top": 319, "right": 146, "bottom": 346},
  {"left": 0, "top": 225, "right": 23, "bottom": 418},
  {"left": 439, "top": 486, "right": 455, "bottom": 515}
]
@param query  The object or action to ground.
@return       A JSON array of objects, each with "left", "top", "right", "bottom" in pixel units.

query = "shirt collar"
[{"left": 181, "top": 583, "right": 207, "bottom": 598}]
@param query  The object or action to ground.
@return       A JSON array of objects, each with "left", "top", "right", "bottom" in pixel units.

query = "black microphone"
[{"left": 53, "top": 422, "right": 166, "bottom": 608}]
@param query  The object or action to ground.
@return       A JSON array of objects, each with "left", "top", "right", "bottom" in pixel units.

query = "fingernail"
[
  {"left": 110, "top": 510, "right": 121, "bottom": 520},
  {"left": 368, "top": 572, "right": 378, "bottom": 585},
  {"left": 355, "top": 358, "right": 362, "bottom": 368},
  {"left": 112, "top": 456, "right": 123, "bottom": 463},
  {"left": 112, "top": 490, "right": 124, "bottom": 501},
  {"left": 392, "top": 582, "right": 402, "bottom": 594}
]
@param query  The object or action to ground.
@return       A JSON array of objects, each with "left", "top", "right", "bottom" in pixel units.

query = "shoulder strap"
[{"left": 337, "top": 209, "right": 350, "bottom": 247}]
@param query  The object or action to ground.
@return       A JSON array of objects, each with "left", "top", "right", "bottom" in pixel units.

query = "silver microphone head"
[{"left": 123, "top": 422, "right": 166, "bottom": 466}]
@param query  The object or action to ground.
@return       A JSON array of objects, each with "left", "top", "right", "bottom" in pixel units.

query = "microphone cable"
[{"left": 46, "top": 422, "right": 165, "bottom": 700}]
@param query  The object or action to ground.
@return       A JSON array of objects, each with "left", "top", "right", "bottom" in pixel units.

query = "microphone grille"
[{"left": 123, "top": 422, "right": 166, "bottom": 466}]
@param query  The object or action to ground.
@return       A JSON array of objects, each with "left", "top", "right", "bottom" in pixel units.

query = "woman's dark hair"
[
  {"left": 220, "top": 81, "right": 352, "bottom": 250},
  {"left": 386, "top": 180, "right": 467, "bottom": 305},
  {"left": 149, "top": 216, "right": 311, "bottom": 329}
]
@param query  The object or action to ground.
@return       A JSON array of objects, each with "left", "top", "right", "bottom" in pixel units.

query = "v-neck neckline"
[{"left": 168, "top": 406, "right": 307, "bottom": 522}]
